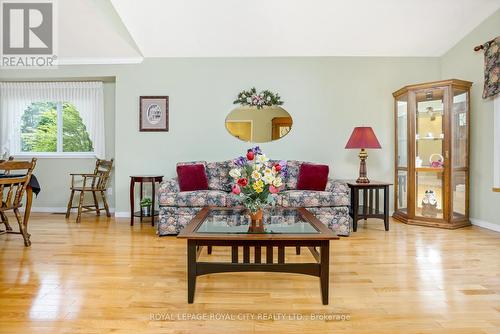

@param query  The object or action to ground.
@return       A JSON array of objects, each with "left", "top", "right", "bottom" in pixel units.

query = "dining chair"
[
  {"left": 0, "top": 156, "right": 13, "bottom": 230},
  {"left": 0, "top": 158, "right": 37, "bottom": 246},
  {"left": 66, "top": 158, "right": 114, "bottom": 223}
]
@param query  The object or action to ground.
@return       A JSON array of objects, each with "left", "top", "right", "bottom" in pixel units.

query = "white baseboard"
[
  {"left": 114, "top": 212, "right": 131, "bottom": 218},
  {"left": 23, "top": 207, "right": 115, "bottom": 214},
  {"left": 470, "top": 218, "right": 500, "bottom": 232}
]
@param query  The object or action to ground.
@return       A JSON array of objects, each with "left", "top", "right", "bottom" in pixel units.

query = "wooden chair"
[
  {"left": 0, "top": 156, "right": 13, "bottom": 230},
  {"left": 66, "top": 158, "right": 114, "bottom": 223},
  {"left": 0, "top": 158, "right": 37, "bottom": 246}
]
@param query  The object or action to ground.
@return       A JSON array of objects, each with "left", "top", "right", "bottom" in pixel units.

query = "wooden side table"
[
  {"left": 129, "top": 175, "right": 163, "bottom": 226},
  {"left": 347, "top": 181, "right": 392, "bottom": 232}
]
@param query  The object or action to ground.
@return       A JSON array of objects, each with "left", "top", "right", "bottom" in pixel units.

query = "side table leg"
[
  {"left": 363, "top": 189, "right": 368, "bottom": 220},
  {"left": 320, "top": 241, "right": 330, "bottom": 305},
  {"left": 384, "top": 186, "right": 389, "bottom": 231},
  {"left": 151, "top": 180, "right": 156, "bottom": 226},
  {"left": 187, "top": 240, "right": 197, "bottom": 303},
  {"left": 130, "top": 179, "right": 135, "bottom": 226},
  {"left": 140, "top": 182, "right": 144, "bottom": 223},
  {"left": 353, "top": 189, "right": 359, "bottom": 232}
]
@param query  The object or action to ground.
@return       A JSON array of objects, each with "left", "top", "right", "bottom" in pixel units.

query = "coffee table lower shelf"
[{"left": 186, "top": 239, "right": 331, "bottom": 305}]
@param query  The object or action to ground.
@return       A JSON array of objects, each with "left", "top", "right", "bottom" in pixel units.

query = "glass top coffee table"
[{"left": 177, "top": 207, "right": 339, "bottom": 304}]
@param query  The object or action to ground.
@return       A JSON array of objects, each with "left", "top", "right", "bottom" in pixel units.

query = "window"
[
  {"left": 494, "top": 95, "right": 500, "bottom": 190},
  {"left": 0, "top": 82, "right": 105, "bottom": 158},
  {"left": 21, "top": 102, "right": 93, "bottom": 153}
]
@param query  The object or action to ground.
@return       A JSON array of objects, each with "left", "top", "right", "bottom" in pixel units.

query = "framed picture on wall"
[{"left": 139, "top": 96, "right": 169, "bottom": 132}]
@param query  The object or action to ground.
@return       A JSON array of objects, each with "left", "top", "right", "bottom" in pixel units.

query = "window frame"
[{"left": 15, "top": 100, "right": 97, "bottom": 158}]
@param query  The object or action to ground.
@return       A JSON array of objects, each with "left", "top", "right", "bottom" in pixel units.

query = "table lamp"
[{"left": 345, "top": 127, "right": 381, "bottom": 183}]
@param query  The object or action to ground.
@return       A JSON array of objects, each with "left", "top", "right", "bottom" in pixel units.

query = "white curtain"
[{"left": 0, "top": 81, "right": 105, "bottom": 158}]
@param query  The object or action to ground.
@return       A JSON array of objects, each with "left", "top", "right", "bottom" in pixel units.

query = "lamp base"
[
  {"left": 356, "top": 149, "right": 370, "bottom": 184},
  {"left": 356, "top": 176, "right": 370, "bottom": 184}
]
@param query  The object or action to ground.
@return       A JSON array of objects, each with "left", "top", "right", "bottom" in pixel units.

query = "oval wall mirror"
[{"left": 225, "top": 106, "right": 293, "bottom": 143}]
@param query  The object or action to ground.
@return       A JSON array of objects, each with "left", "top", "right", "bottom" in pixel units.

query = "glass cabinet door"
[
  {"left": 451, "top": 88, "right": 468, "bottom": 219},
  {"left": 414, "top": 88, "right": 446, "bottom": 219},
  {"left": 396, "top": 94, "right": 408, "bottom": 213}
]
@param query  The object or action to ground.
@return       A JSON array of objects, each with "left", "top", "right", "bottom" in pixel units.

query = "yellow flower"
[{"left": 252, "top": 180, "right": 264, "bottom": 193}]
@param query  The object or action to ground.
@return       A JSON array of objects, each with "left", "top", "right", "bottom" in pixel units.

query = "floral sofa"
[{"left": 157, "top": 160, "right": 352, "bottom": 236}]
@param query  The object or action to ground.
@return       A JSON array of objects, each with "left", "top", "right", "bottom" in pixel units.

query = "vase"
[
  {"left": 248, "top": 209, "right": 264, "bottom": 233},
  {"left": 141, "top": 205, "right": 151, "bottom": 216},
  {"left": 249, "top": 209, "right": 263, "bottom": 224}
]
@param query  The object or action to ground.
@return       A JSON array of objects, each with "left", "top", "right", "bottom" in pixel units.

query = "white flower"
[
  {"left": 256, "top": 154, "right": 269, "bottom": 164},
  {"left": 229, "top": 168, "right": 241, "bottom": 179},
  {"left": 246, "top": 97, "right": 251, "bottom": 103},
  {"left": 251, "top": 170, "right": 262, "bottom": 180},
  {"left": 267, "top": 96, "right": 271, "bottom": 101},
  {"left": 263, "top": 174, "right": 275, "bottom": 185},
  {"left": 272, "top": 177, "right": 283, "bottom": 188}
]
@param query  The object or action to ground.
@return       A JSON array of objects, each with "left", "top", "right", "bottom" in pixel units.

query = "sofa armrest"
[
  {"left": 158, "top": 177, "right": 179, "bottom": 195},
  {"left": 325, "top": 178, "right": 349, "bottom": 195}
]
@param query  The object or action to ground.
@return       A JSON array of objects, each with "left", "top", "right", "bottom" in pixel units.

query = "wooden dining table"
[{"left": 0, "top": 174, "right": 39, "bottom": 246}]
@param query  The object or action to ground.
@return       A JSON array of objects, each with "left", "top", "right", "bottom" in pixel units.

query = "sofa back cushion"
[
  {"left": 283, "top": 160, "right": 303, "bottom": 190},
  {"left": 206, "top": 160, "right": 236, "bottom": 192},
  {"left": 296, "top": 163, "right": 329, "bottom": 191},
  {"left": 176, "top": 164, "right": 209, "bottom": 192}
]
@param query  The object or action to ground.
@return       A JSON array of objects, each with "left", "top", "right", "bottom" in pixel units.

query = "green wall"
[
  {"left": 113, "top": 57, "right": 441, "bottom": 214},
  {"left": 441, "top": 9, "right": 500, "bottom": 226},
  {"left": 1, "top": 58, "right": 441, "bottom": 214},
  {"left": 2, "top": 11, "right": 498, "bottom": 227}
]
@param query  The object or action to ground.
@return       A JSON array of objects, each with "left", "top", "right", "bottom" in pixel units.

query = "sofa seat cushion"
[
  {"left": 158, "top": 190, "right": 227, "bottom": 207},
  {"left": 279, "top": 190, "right": 350, "bottom": 208},
  {"left": 226, "top": 193, "right": 243, "bottom": 207}
]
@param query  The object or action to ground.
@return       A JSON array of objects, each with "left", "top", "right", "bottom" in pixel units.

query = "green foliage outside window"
[{"left": 21, "top": 102, "right": 93, "bottom": 153}]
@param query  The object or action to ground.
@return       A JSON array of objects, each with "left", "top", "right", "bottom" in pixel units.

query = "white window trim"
[
  {"left": 494, "top": 95, "right": 500, "bottom": 191},
  {"left": 13, "top": 153, "right": 97, "bottom": 159}
]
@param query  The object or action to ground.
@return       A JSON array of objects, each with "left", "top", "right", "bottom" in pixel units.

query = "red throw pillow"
[
  {"left": 296, "top": 163, "right": 329, "bottom": 191},
  {"left": 176, "top": 164, "right": 209, "bottom": 192}
]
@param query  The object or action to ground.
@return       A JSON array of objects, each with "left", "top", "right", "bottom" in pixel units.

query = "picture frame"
[{"left": 139, "top": 96, "right": 169, "bottom": 132}]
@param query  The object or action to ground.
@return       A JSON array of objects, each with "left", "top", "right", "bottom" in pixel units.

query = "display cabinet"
[{"left": 393, "top": 79, "right": 472, "bottom": 229}]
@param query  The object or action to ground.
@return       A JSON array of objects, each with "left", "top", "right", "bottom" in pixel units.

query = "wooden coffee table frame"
[{"left": 177, "top": 207, "right": 339, "bottom": 305}]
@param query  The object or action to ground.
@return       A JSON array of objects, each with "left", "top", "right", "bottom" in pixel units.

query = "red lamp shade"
[{"left": 345, "top": 127, "right": 381, "bottom": 149}]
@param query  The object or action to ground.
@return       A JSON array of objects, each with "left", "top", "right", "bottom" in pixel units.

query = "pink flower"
[
  {"left": 232, "top": 184, "right": 241, "bottom": 195},
  {"left": 269, "top": 185, "right": 279, "bottom": 194}
]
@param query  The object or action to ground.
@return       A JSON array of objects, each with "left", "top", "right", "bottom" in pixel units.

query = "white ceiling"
[
  {"left": 109, "top": 0, "right": 500, "bottom": 57},
  {"left": 57, "top": 0, "right": 142, "bottom": 63}
]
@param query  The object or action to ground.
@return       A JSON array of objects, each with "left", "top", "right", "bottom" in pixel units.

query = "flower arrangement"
[
  {"left": 229, "top": 147, "right": 287, "bottom": 213},
  {"left": 233, "top": 87, "right": 284, "bottom": 109}
]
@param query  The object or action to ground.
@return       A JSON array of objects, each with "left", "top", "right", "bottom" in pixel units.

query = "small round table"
[{"left": 129, "top": 175, "right": 163, "bottom": 226}]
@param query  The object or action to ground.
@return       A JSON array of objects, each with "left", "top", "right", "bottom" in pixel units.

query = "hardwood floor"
[{"left": 0, "top": 213, "right": 499, "bottom": 333}]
